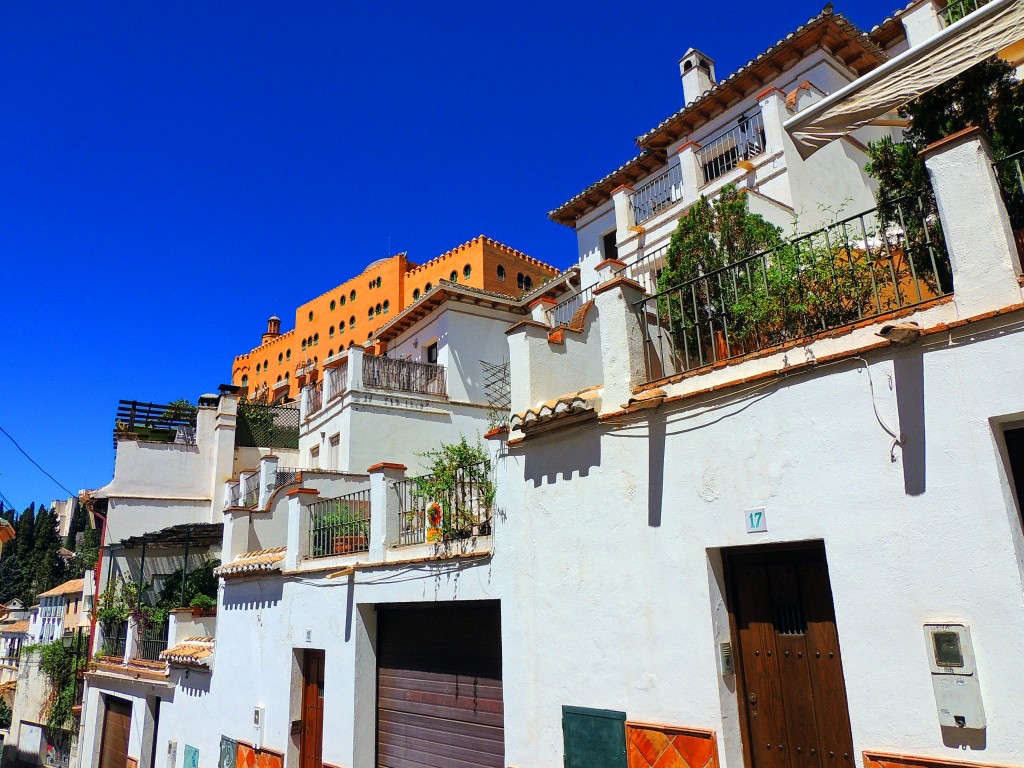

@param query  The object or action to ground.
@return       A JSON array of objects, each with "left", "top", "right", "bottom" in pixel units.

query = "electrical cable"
[
  {"left": 0, "top": 423, "right": 77, "bottom": 497},
  {"left": 852, "top": 356, "right": 904, "bottom": 462}
]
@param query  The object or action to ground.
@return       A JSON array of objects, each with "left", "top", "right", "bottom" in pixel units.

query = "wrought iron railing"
[
  {"left": 941, "top": 0, "right": 990, "bottom": 25},
  {"left": 697, "top": 112, "right": 766, "bottom": 185},
  {"left": 614, "top": 245, "right": 670, "bottom": 295},
  {"left": 995, "top": 150, "right": 1024, "bottom": 255},
  {"left": 630, "top": 164, "right": 685, "bottom": 224},
  {"left": 545, "top": 284, "right": 595, "bottom": 328},
  {"left": 393, "top": 462, "right": 493, "bottom": 547},
  {"left": 99, "top": 623, "right": 128, "bottom": 659},
  {"left": 241, "top": 473, "right": 260, "bottom": 508},
  {"left": 362, "top": 355, "right": 447, "bottom": 396},
  {"left": 228, "top": 481, "right": 241, "bottom": 508},
  {"left": 135, "top": 621, "right": 168, "bottom": 662},
  {"left": 307, "top": 489, "right": 371, "bottom": 558},
  {"left": 113, "top": 400, "right": 198, "bottom": 449},
  {"left": 306, "top": 381, "right": 323, "bottom": 419},
  {"left": 326, "top": 360, "right": 349, "bottom": 400},
  {"left": 635, "top": 197, "right": 952, "bottom": 383},
  {"left": 236, "top": 401, "right": 300, "bottom": 449},
  {"left": 272, "top": 466, "right": 300, "bottom": 490}
]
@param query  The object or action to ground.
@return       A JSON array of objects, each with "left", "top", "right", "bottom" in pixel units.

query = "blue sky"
[{"left": 0, "top": 0, "right": 901, "bottom": 511}]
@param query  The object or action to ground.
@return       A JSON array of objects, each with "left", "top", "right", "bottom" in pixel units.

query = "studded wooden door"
[
  {"left": 300, "top": 649, "right": 325, "bottom": 768},
  {"left": 98, "top": 696, "right": 132, "bottom": 768},
  {"left": 726, "top": 544, "right": 854, "bottom": 768}
]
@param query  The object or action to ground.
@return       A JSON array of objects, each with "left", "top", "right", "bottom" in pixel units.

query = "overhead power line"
[{"left": 0, "top": 423, "right": 77, "bottom": 498}]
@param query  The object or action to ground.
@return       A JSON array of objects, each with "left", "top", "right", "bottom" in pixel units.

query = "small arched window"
[
  {"left": 497, "top": 265, "right": 506, "bottom": 280},
  {"left": 313, "top": 334, "right": 319, "bottom": 346},
  {"left": 286, "top": 349, "right": 292, "bottom": 360},
  {"left": 349, "top": 316, "right": 356, "bottom": 328},
  {"left": 330, "top": 300, "right": 336, "bottom": 311},
  {"left": 241, "top": 375, "right": 249, "bottom": 386},
  {"left": 367, "top": 332, "right": 373, "bottom": 340},
  {"left": 285, "top": 372, "right": 290, "bottom": 381},
  {"left": 350, "top": 290, "right": 356, "bottom": 301},
  {"left": 329, "top": 325, "right": 335, "bottom": 338},
  {"left": 302, "top": 340, "right": 307, "bottom": 351},
  {"left": 256, "top": 363, "right": 261, "bottom": 372},
  {"left": 278, "top": 353, "right": 283, "bottom": 363},
  {"left": 376, "top": 276, "right": 382, "bottom": 288},
  {"left": 413, "top": 288, "right": 421, "bottom": 300},
  {"left": 308, "top": 311, "right": 314, "bottom": 322},
  {"left": 328, "top": 348, "right": 334, "bottom": 357},
  {"left": 517, "top": 272, "right": 525, "bottom": 289},
  {"left": 383, "top": 300, "right": 390, "bottom": 314},
  {"left": 264, "top": 359, "right": 269, "bottom": 369},
  {"left": 277, "top": 375, "right": 282, "bottom": 383},
  {"left": 368, "top": 307, "right": 374, "bottom": 319},
  {"left": 463, "top": 264, "right": 471, "bottom": 278},
  {"left": 340, "top": 295, "right": 346, "bottom": 306},
  {"left": 524, "top": 276, "right": 533, "bottom": 291},
  {"left": 375, "top": 303, "right": 381, "bottom": 315},
  {"left": 450, "top": 270, "right": 458, "bottom": 282},
  {"left": 425, "top": 282, "right": 433, "bottom": 292},
  {"left": 369, "top": 279, "right": 374, "bottom": 289}
]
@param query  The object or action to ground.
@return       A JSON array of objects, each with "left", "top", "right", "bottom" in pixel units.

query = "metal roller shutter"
[{"left": 377, "top": 601, "right": 503, "bottom": 768}]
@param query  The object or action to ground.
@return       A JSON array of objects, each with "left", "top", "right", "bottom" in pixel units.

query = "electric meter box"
[{"left": 923, "top": 623, "right": 985, "bottom": 729}]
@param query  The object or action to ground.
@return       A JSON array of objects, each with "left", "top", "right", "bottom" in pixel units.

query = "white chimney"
[{"left": 679, "top": 48, "right": 717, "bottom": 106}]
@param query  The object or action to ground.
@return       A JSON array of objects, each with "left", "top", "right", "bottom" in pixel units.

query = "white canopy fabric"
[{"left": 786, "top": 0, "right": 1024, "bottom": 158}]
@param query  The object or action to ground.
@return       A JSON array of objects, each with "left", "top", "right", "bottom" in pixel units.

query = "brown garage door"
[
  {"left": 98, "top": 696, "right": 132, "bottom": 768},
  {"left": 377, "top": 601, "right": 503, "bottom": 768}
]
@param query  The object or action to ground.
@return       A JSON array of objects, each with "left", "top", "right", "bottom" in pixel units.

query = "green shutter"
[{"left": 561, "top": 705, "right": 627, "bottom": 768}]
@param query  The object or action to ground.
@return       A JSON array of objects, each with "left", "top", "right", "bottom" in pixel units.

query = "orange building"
[{"left": 232, "top": 236, "right": 559, "bottom": 400}]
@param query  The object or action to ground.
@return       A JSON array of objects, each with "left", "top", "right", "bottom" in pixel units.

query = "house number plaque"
[{"left": 745, "top": 507, "right": 768, "bottom": 534}]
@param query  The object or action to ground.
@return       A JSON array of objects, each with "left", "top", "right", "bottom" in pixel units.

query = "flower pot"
[
  {"left": 191, "top": 607, "right": 216, "bottom": 618},
  {"left": 333, "top": 535, "right": 367, "bottom": 554}
]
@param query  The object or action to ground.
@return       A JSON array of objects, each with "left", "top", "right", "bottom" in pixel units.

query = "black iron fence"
[
  {"left": 241, "top": 472, "right": 261, "bottom": 508},
  {"left": 113, "top": 400, "right": 197, "bottom": 449},
  {"left": 272, "top": 466, "right": 301, "bottom": 490},
  {"left": 362, "top": 355, "right": 447, "bottom": 397},
  {"left": 135, "top": 620, "right": 168, "bottom": 662},
  {"left": 99, "top": 622, "right": 128, "bottom": 658},
  {"left": 941, "top": 0, "right": 990, "bottom": 25},
  {"left": 393, "top": 462, "right": 493, "bottom": 547},
  {"left": 236, "top": 401, "right": 300, "bottom": 449},
  {"left": 636, "top": 197, "right": 952, "bottom": 383},
  {"left": 307, "top": 489, "right": 371, "bottom": 558}
]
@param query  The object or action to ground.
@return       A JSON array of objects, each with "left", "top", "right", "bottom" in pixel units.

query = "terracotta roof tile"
[
  {"left": 1, "top": 621, "right": 30, "bottom": 634},
  {"left": 511, "top": 386, "right": 602, "bottom": 429},
  {"left": 37, "top": 578, "right": 84, "bottom": 598},
  {"left": 213, "top": 547, "right": 287, "bottom": 578},
  {"left": 160, "top": 637, "right": 214, "bottom": 667}
]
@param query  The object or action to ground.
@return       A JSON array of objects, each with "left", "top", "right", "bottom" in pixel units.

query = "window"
[
  {"left": 241, "top": 375, "right": 249, "bottom": 386},
  {"left": 329, "top": 325, "right": 335, "bottom": 338},
  {"left": 367, "top": 332, "right": 373, "bottom": 340},
  {"left": 349, "top": 316, "right": 356, "bottom": 328},
  {"left": 308, "top": 311, "right": 314, "bottom": 322},
  {"left": 383, "top": 300, "right": 390, "bottom": 314},
  {"left": 350, "top": 290, "right": 356, "bottom": 301},
  {"left": 369, "top": 279, "right": 374, "bottom": 289},
  {"left": 368, "top": 308, "right": 374, "bottom": 319},
  {"left": 413, "top": 288, "right": 421, "bottom": 300},
  {"left": 277, "top": 375, "right": 282, "bottom": 383},
  {"left": 497, "top": 264, "right": 506, "bottom": 280},
  {"left": 517, "top": 272, "right": 525, "bottom": 289},
  {"left": 375, "top": 303, "right": 381, "bottom": 315},
  {"left": 450, "top": 270, "right": 458, "bottom": 282},
  {"left": 602, "top": 230, "right": 619, "bottom": 262},
  {"left": 463, "top": 264, "right": 471, "bottom": 278},
  {"left": 376, "top": 276, "right": 382, "bottom": 288},
  {"left": 328, "top": 434, "right": 340, "bottom": 469},
  {"left": 1002, "top": 426, "right": 1024, "bottom": 530},
  {"left": 256, "top": 363, "right": 261, "bottom": 373},
  {"left": 302, "top": 340, "right": 308, "bottom": 351},
  {"left": 285, "top": 372, "right": 290, "bottom": 381},
  {"left": 425, "top": 282, "right": 433, "bottom": 292},
  {"left": 330, "top": 300, "right": 336, "bottom": 311},
  {"left": 524, "top": 276, "right": 533, "bottom": 290},
  {"left": 310, "top": 445, "right": 320, "bottom": 468},
  {"left": 278, "top": 353, "right": 283, "bottom": 363},
  {"left": 264, "top": 359, "right": 269, "bottom": 369},
  {"left": 328, "top": 348, "right": 334, "bottom": 357},
  {"left": 426, "top": 342, "right": 438, "bottom": 364},
  {"left": 340, "top": 295, "right": 346, "bottom": 306},
  {"left": 287, "top": 349, "right": 292, "bottom": 360}
]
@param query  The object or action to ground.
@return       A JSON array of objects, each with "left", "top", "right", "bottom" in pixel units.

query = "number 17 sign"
[{"left": 745, "top": 507, "right": 768, "bottom": 534}]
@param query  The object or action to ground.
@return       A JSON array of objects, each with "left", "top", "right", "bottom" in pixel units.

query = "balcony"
[
  {"left": 112, "top": 400, "right": 197, "bottom": 449},
  {"left": 393, "top": 463, "right": 493, "bottom": 547},
  {"left": 136, "top": 619, "right": 169, "bottom": 662},
  {"left": 326, "top": 359, "right": 349, "bottom": 400},
  {"left": 635, "top": 197, "right": 952, "bottom": 383},
  {"left": 306, "top": 381, "right": 324, "bottom": 420},
  {"left": 240, "top": 472, "right": 260, "bottom": 509},
  {"left": 546, "top": 285, "right": 595, "bottom": 329},
  {"left": 362, "top": 355, "right": 447, "bottom": 397},
  {"left": 697, "top": 112, "right": 766, "bottom": 186},
  {"left": 307, "top": 489, "right": 371, "bottom": 558},
  {"left": 630, "top": 164, "right": 685, "bottom": 225},
  {"left": 941, "top": 0, "right": 991, "bottom": 26}
]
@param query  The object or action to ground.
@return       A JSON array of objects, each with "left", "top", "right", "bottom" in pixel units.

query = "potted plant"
[
  {"left": 312, "top": 501, "right": 368, "bottom": 556},
  {"left": 414, "top": 437, "right": 495, "bottom": 541},
  {"left": 189, "top": 594, "right": 217, "bottom": 617}
]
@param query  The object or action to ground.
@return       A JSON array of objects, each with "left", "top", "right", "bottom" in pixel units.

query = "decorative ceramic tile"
[
  {"left": 218, "top": 737, "right": 237, "bottom": 768},
  {"left": 626, "top": 723, "right": 718, "bottom": 768},
  {"left": 236, "top": 742, "right": 256, "bottom": 768},
  {"left": 864, "top": 752, "right": 1022, "bottom": 768}
]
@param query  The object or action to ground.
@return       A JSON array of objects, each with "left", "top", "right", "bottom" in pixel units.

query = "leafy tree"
[
  {"left": 0, "top": 696, "right": 11, "bottom": 729},
  {"left": 29, "top": 506, "right": 67, "bottom": 603},
  {"left": 154, "top": 558, "right": 220, "bottom": 611}
]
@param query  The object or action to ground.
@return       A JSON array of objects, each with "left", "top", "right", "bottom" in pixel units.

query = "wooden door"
[
  {"left": 726, "top": 545, "right": 854, "bottom": 768},
  {"left": 300, "top": 650, "right": 325, "bottom": 768},
  {"left": 98, "top": 696, "right": 132, "bottom": 768}
]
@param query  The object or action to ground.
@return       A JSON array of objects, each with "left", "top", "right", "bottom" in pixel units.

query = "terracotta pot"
[{"left": 333, "top": 535, "right": 367, "bottom": 554}]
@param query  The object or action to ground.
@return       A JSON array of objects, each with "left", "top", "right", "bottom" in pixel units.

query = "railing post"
[
  {"left": 285, "top": 488, "right": 320, "bottom": 571},
  {"left": 299, "top": 383, "right": 312, "bottom": 421},
  {"left": 757, "top": 88, "right": 788, "bottom": 157},
  {"left": 923, "top": 127, "right": 1022, "bottom": 314},
  {"left": 124, "top": 614, "right": 139, "bottom": 664},
  {"left": 593, "top": 266, "right": 648, "bottom": 412},
  {"left": 611, "top": 184, "right": 635, "bottom": 243},
  {"left": 348, "top": 347, "right": 364, "bottom": 392},
  {"left": 258, "top": 454, "right": 279, "bottom": 509},
  {"left": 368, "top": 463, "right": 406, "bottom": 558},
  {"left": 676, "top": 141, "right": 702, "bottom": 198},
  {"left": 902, "top": 0, "right": 945, "bottom": 45},
  {"left": 223, "top": 507, "right": 250, "bottom": 566}
]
